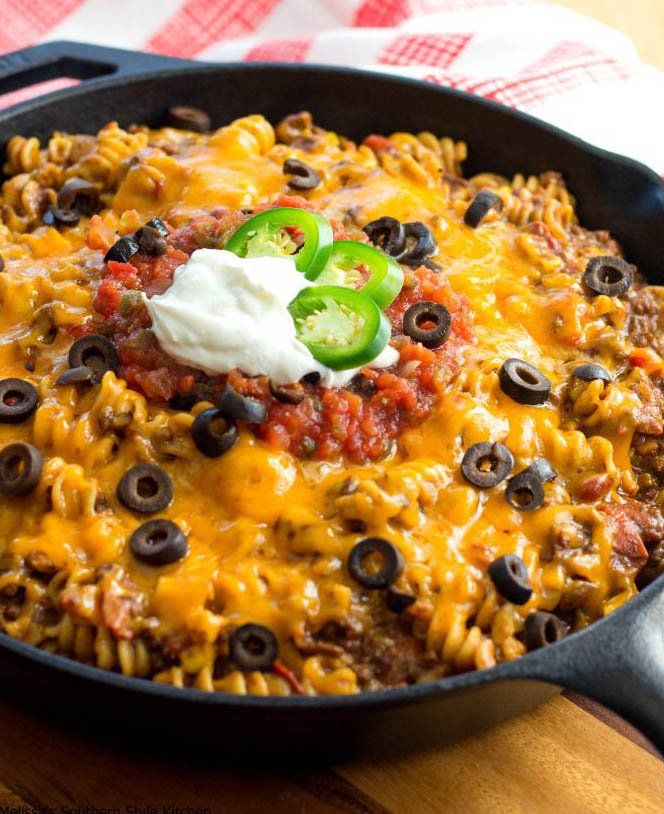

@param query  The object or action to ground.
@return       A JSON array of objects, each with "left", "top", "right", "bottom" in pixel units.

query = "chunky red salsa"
[{"left": 85, "top": 199, "right": 474, "bottom": 462}]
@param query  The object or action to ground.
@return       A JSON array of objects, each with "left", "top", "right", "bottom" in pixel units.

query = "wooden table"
[
  {"left": 2, "top": 2, "right": 663, "bottom": 811},
  {"left": 554, "top": 0, "right": 664, "bottom": 71}
]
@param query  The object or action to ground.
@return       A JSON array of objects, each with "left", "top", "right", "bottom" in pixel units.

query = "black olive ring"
[
  {"left": 504, "top": 470, "right": 545, "bottom": 511},
  {"left": 522, "top": 457, "right": 557, "bottom": 484},
  {"left": 104, "top": 235, "right": 140, "bottom": 264},
  {"left": 129, "top": 519, "right": 188, "bottom": 566},
  {"left": 219, "top": 385, "right": 268, "bottom": 424},
  {"left": 68, "top": 334, "right": 119, "bottom": 380},
  {"left": 583, "top": 256, "right": 633, "bottom": 297},
  {"left": 0, "top": 378, "right": 39, "bottom": 424},
  {"left": 386, "top": 586, "right": 416, "bottom": 614},
  {"left": 487, "top": 553, "right": 532, "bottom": 605},
  {"left": 56, "top": 366, "right": 97, "bottom": 386},
  {"left": 229, "top": 623, "right": 279, "bottom": 671},
  {"left": 134, "top": 225, "right": 167, "bottom": 257},
  {"left": 0, "top": 442, "right": 43, "bottom": 497},
  {"left": 464, "top": 189, "right": 504, "bottom": 228},
  {"left": 571, "top": 363, "right": 612, "bottom": 383},
  {"left": 347, "top": 537, "right": 404, "bottom": 589},
  {"left": 363, "top": 217, "right": 406, "bottom": 256},
  {"left": 403, "top": 301, "right": 452, "bottom": 349},
  {"left": 57, "top": 178, "right": 99, "bottom": 216},
  {"left": 43, "top": 207, "right": 81, "bottom": 228},
  {"left": 166, "top": 106, "right": 211, "bottom": 132},
  {"left": 524, "top": 611, "right": 568, "bottom": 651},
  {"left": 191, "top": 408, "right": 239, "bottom": 458},
  {"left": 498, "top": 358, "right": 551, "bottom": 406},
  {"left": 461, "top": 442, "right": 514, "bottom": 488},
  {"left": 117, "top": 463, "right": 173, "bottom": 514},
  {"left": 283, "top": 157, "right": 321, "bottom": 191},
  {"left": 397, "top": 221, "right": 437, "bottom": 266}
]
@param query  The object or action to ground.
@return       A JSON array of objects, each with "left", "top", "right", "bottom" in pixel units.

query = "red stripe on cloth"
[
  {"left": 0, "top": 0, "right": 83, "bottom": 52},
  {"left": 245, "top": 37, "right": 312, "bottom": 63},
  {"left": 0, "top": 77, "right": 78, "bottom": 111},
  {"left": 353, "top": 0, "right": 412, "bottom": 28},
  {"left": 146, "top": 0, "right": 281, "bottom": 58},
  {"left": 380, "top": 33, "right": 472, "bottom": 69},
  {"left": 520, "top": 41, "right": 607, "bottom": 74},
  {"left": 424, "top": 58, "right": 630, "bottom": 109}
]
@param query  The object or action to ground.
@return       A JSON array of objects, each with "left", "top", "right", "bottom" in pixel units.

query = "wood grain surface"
[{"left": 1, "top": 2, "right": 663, "bottom": 810}]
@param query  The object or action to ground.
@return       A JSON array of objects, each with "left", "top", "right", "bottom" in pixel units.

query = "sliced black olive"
[
  {"left": 144, "top": 217, "right": 169, "bottom": 238},
  {"left": 0, "top": 254, "right": 4, "bottom": 272},
  {"left": 57, "top": 178, "right": 99, "bottom": 215},
  {"left": 348, "top": 373, "right": 377, "bottom": 398},
  {"left": 0, "top": 378, "right": 39, "bottom": 424},
  {"left": 464, "top": 189, "right": 503, "bottom": 228},
  {"left": 168, "top": 392, "right": 199, "bottom": 411},
  {"left": 347, "top": 537, "right": 404, "bottom": 589},
  {"left": 43, "top": 206, "right": 80, "bottom": 228},
  {"left": 583, "top": 256, "right": 633, "bottom": 297},
  {"left": 488, "top": 553, "right": 532, "bottom": 605},
  {"left": 524, "top": 611, "right": 568, "bottom": 651},
  {"left": 505, "top": 470, "right": 544, "bottom": 511},
  {"left": 191, "top": 408, "right": 239, "bottom": 458},
  {"left": 0, "top": 442, "right": 43, "bottom": 496},
  {"left": 134, "top": 225, "right": 167, "bottom": 256},
  {"left": 117, "top": 463, "right": 173, "bottom": 514},
  {"left": 461, "top": 442, "right": 514, "bottom": 488},
  {"left": 229, "top": 623, "right": 278, "bottom": 671},
  {"left": 56, "top": 365, "right": 97, "bottom": 386},
  {"left": 403, "top": 301, "right": 451, "bottom": 349},
  {"left": 363, "top": 217, "right": 405, "bottom": 256},
  {"left": 300, "top": 371, "right": 322, "bottom": 386},
  {"left": 68, "top": 335, "right": 118, "bottom": 379},
  {"left": 386, "top": 586, "right": 416, "bottom": 614},
  {"left": 129, "top": 519, "right": 187, "bottom": 566},
  {"left": 104, "top": 236, "right": 140, "bottom": 264},
  {"left": 523, "top": 457, "right": 556, "bottom": 483},
  {"left": 572, "top": 363, "right": 611, "bottom": 383},
  {"left": 397, "top": 222, "right": 436, "bottom": 267},
  {"left": 270, "top": 380, "right": 305, "bottom": 405},
  {"left": 283, "top": 157, "right": 321, "bottom": 191},
  {"left": 218, "top": 385, "right": 267, "bottom": 424},
  {"left": 166, "top": 106, "right": 211, "bottom": 132},
  {"left": 499, "top": 358, "right": 551, "bottom": 406}
]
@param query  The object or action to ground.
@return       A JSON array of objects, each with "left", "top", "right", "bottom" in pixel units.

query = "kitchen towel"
[{"left": 0, "top": 0, "right": 661, "bottom": 171}]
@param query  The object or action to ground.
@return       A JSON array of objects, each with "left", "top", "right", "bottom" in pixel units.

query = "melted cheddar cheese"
[{"left": 0, "top": 113, "right": 662, "bottom": 695}]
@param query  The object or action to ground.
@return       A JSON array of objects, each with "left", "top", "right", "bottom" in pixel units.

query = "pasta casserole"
[{"left": 0, "top": 109, "right": 662, "bottom": 696}]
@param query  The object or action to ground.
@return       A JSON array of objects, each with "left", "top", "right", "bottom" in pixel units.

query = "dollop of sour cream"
[{"left": 144, "top": 249, "right": 398, "bottom": 387}]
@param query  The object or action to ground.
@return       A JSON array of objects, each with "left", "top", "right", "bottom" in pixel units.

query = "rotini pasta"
[{"left": 0, "top": 110, "right": 662, "bottom": 697}]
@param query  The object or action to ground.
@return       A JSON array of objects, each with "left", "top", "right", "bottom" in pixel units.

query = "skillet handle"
[
  {"left": 0, "top": 41, "right": 193, "bottom": 102},
  {"left": 525, "top": 582, "right": 664, "bottom": 754}
]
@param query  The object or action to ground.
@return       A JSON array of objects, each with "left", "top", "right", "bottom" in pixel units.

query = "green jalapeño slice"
[
  {"left": 288, "top": 285, "right": 391, "bottom": 370},
  {"left": 225, "top": 207, "right": 333, "bottom": 280},
  {"left": 317, "top": 240, "right": 404, "bottom": 309}
]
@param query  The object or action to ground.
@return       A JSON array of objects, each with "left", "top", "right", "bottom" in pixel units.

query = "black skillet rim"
[{"left": 0, "top": 59, "right": 662, "bottom": 713}]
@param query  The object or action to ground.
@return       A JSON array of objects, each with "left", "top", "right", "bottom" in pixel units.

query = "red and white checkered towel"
[{"left": 1, "top": 0, "right": 662, "bottom": 171}]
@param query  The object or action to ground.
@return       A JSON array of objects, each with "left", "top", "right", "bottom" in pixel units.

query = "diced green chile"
[
  {"left": 288, "top": 285, "right": 390, "bottom": 370},
  {"left": 319, "top": 240, "right": 404, "bottom": 308},
  {"left": 225, "top": 207, "right": 333, "bottom": 280}
]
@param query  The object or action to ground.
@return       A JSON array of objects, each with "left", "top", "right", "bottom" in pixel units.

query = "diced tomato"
[
  {"left": 90, "top": 211, "right": 475, "bottom": 462},
  {"left": 362, "top": 134, "right": 393, "bottom": 154}
]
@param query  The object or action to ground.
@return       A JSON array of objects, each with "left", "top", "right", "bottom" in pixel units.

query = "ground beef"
[
  {"left": 314, "top": 615, "right": 440, "bottom": 689},
  {"left": 626, "top": 284, "right": 664, "bottom": 356}
]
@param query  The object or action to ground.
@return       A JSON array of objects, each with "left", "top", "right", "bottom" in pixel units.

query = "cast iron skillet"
[{"left": 0, "top": 41, "right": 662, "bottom": 760}]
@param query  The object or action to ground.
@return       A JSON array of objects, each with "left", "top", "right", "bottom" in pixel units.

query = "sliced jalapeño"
[
  {"left": 317, "top": 240, "right": 404, "bottom": 309},
  {"left": 225, "top": 207, "right": 333, "bottom": 280},
  {"left": 288, "top": 285, "right": 390, "bottom": 370}
]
